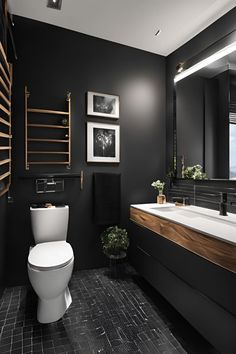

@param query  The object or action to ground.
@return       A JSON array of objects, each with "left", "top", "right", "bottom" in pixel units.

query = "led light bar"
[{"left": 174, "top": 41, "right": 236, "bottom": 83}]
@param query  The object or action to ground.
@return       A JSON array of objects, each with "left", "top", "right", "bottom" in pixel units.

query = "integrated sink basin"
[
  {"left": 151, "top": 205, "right": 236, "bottom": 224},
  {"left": 131, "top": 203, "right": 236, "bottom": 245},
  {"left": 151, "top": 206, "right": 199, "bottom": 219},
  {"left": 151, "top": 206, "right": 178, "bottom": 212}
]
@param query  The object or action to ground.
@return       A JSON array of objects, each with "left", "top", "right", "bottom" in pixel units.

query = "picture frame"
[
  {"left": 87, "top": 91, "right": 119, "bottom": 118},
  {"left": 87, "top": 122, "right": 120, "bottom": 163}
]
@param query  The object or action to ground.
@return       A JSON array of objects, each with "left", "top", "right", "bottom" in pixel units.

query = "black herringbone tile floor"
[{"left": 0, "top": 265, "right": 218, "bottom": 353}]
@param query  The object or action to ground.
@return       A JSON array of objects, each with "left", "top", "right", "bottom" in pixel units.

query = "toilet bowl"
[{"left": 28, "top": 205, "right": 74, "bottom": 323}]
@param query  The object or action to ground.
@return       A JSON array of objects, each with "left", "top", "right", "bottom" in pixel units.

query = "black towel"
[{"left": 94, "top": 173, "right": 121, "bottom": 225}]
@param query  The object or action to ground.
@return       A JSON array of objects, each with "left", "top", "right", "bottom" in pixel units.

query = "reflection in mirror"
[{"left": 174, "top": 31, "right": 236, "bottom": 180}]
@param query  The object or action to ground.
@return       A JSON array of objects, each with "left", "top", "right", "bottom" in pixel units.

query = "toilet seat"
[{"left": 28, "top": 241, "right": 74, "bottom": 271}]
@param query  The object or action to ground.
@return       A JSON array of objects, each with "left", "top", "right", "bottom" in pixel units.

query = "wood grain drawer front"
[{"left": 130, "top": 207, "right": 236, "bottom": 274}]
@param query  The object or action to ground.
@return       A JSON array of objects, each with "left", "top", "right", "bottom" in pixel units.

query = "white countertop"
[{"left": 131, "top": 203, "right": 236, "bottom": 246}]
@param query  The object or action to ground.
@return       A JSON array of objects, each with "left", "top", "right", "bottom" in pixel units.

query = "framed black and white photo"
[
  {"left": 87, "top": 91, "right": 119, "bottom": 118},
  {"left": 87, "top": 122, "right": 120, "bottom": 163}
]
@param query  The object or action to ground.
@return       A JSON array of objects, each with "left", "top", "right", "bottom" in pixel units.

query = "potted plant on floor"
[
  {"left": 100, "top": 225, "right": 129, "bottom": 259},
  {"left": 101, "top": 226, "right": 129, "bottom": 277}
]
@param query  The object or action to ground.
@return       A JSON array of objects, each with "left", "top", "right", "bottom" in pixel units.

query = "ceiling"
[{"left": 7, "top": 0, "right": 236, "bottom": 56}]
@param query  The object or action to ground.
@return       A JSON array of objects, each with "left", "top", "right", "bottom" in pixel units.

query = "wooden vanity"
[
  {"left": 130, "top": 206, "right": 236, "bottom": 273},
  {"left": 129, "top": 204, "right": 236, "bottom": 353}
]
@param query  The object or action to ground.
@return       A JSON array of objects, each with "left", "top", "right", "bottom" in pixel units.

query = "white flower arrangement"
[{"left": 151, "top": 179, "right": 165, "bottom": 193}]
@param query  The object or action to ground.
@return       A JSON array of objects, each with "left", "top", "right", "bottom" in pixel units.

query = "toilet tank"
[{"left": 30, "top": 205, "right": 69, "bottom": 244}]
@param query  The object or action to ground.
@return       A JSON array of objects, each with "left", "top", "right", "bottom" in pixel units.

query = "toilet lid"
[{"left": 28, "top": 241, "right": 74, "bottom": 270}]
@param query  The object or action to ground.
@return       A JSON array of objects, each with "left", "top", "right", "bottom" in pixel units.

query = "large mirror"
[{"left": 174, "top": 31, "right": 236, "bottom": 180}]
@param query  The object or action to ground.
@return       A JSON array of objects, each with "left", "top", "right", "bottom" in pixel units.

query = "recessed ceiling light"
[
  {"left": 47, "top": 0, "right": 62, "bottom": 10},
  {"left": 155, "top": 29, "right": 161, "bottom": 36}
]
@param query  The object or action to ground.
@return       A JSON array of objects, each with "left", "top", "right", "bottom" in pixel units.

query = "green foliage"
[
  {"left": 100, "top": 226, "right": 129, "bottom": 256},
  {"left": 167, "top": 170, "right": 174, "bottom": 178},
  {"left": 183, "top": 164, "right": 207, "bottom": 180},
  {"left": 151, "top": 179, "right": 165, "bottom": 192}
]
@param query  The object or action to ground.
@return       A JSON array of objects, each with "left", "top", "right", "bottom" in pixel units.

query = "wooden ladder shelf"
[{"left": 25, "top": 86, "right": 72, "bottom": 170}]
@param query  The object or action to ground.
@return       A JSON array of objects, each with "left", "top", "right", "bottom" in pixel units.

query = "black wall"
[
  {"left": 4, "top": 16, "right": 166, "bottom": 285},
  {"left": 0, "top": 195, "right": 7, "bottom": 295}
]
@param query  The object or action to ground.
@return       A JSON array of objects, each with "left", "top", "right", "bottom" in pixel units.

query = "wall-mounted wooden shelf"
[
  {"left": 25, "top": 87, "right": 72, "bottom": 170},
  {"left": 0, "top": 146, "right": 11, "bottom": 150},
  {"left": 27, "top": 138, "right": 69, "bottom": 143},
  {"left": 28, "top": 151, "right": 69, "bottom": 154},
  {"left": 28, "top": 161, "right": 69, "bottom": 165},
  {"left": 0, "top": 132, "right": 12, "bottom": 138},
  {"left": 0, "top": 41, "right": 12, "bottom": 197},
  {"left": 27, "top": 108, "right": 69, "bottom": 115},
  {"left": 0, "top": 170, "right": 10, "bottom": 181},
  {"left": 28, "top": 124, "right": 69, "bottom": 129},
  {"left": 0, "top": 158, "right": 10, "bottom": 166}
]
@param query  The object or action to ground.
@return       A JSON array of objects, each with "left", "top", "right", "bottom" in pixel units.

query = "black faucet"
[{"left": 219, "top": 192, "right": 227, "bottom": 216}]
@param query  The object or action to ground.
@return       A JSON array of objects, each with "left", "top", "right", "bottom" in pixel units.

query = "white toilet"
[{"left": 28, "top": 205, "right": 74, "bottom": 324}]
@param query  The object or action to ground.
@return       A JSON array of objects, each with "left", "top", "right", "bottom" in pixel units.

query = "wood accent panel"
[
  {"left": 0, "top": 62, "right": 10, "bottom": 86},
  {"left": 0, "top": 146, "right": 11, "bottom": 150},
  {"left": 0, "top": 132, "right": 12, "bottom": 138},
  {"left": 0, "top": 117, "right": 10, "bottom": 126},
  {"left": 130, "top": 207, "right": 236, "bottom": 274},
  {"left": 0, "top": 183, "right": 10, "bottom": 197},
  {"left": 0, "top": 43, "right": 9, "bottom": 70},
  {"left": 0, "top": 158, "right": 10, "bottom": 166},
  {"left": 0, "top": 43, "right": 11, "bottom": 197},
  {"left": 0, "top": 91, "right": 11, "bottom": 106},
  {"left": 0, "top": 103, "right": 10, "bottom": 115},
  {"left": 0, "top": 171, "right": 10, "bottom": 181},
  {"left": 0, "top": 75, "right": 10, "bottom": 94}
]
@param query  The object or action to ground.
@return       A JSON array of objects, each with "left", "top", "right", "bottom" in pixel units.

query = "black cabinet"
[
  {"left": 128, "top": 220, "right": 236, "bottom": 353},
  {"left": 129, "top": 221, "right": 236, "bottom": 315}
]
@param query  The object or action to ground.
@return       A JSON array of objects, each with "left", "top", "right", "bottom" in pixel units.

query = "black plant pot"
[{"left": 107, "top": 251, "right": 127, "bottom": 278}]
